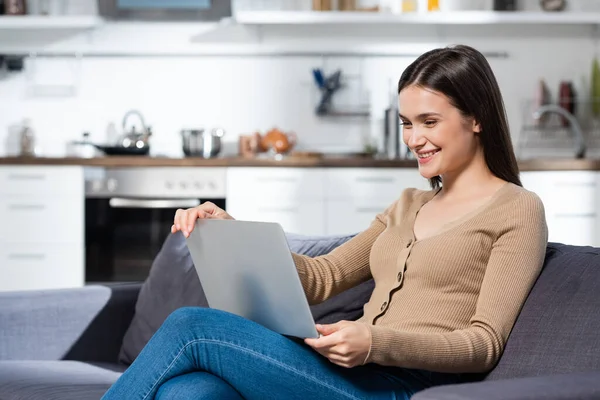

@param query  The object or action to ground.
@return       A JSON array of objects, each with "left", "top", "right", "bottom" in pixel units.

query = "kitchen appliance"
[
  {"left": 181, "top": 128, "right": 225, "bottom": 158},
  {"left": 97, "top": 0, "right": 232, "bottom": 21},
  {"left": 84, "top": 167, "right": 227, "bottom": 283}
]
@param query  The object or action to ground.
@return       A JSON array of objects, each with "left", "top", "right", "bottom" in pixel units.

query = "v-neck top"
[{"left": 292, "top": 182, "right": 548, "bottom": 373}]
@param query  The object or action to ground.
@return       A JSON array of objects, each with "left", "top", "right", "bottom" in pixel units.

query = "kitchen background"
[
  {"left": 1, "top": 0, "right": 599, "bottom": 158},
  {"left": 3, "top": 0, "right": 600, "bottom": 291}
]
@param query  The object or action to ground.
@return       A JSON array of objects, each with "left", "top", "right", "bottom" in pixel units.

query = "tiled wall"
[{"left": 0, "top": 21, "right": 596, "bottom": 158}]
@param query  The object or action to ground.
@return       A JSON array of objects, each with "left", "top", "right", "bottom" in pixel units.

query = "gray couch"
[{"left": 1, "top": 235, "right": 600, "bottom": 400}]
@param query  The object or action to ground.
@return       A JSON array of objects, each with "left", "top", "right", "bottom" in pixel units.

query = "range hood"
[{"left": 98, "top": 0, "right": 232, "bottom": 21}]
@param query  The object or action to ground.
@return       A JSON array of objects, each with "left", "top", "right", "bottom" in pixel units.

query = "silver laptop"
[{"left": 185, "top": 218, "right": 319, "bottom": 339}]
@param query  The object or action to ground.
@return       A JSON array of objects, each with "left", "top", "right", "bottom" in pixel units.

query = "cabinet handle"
[
  {"left": 8, "top": 253, "right": 46, "bottom": 260},
  {"left": 8, "top": 204, "right": 46, "bottom": 211},
  {"left": 355, "top": 207, "right": 385, "bottom": 213},
  {"left": 355, "top": 177, "right": 395, "bottom": 183},
  {"left": 555, "top": 213, "right": 597, "bottom": 218},
  {"left": 256, "top": 177, "right": 298, "bottom": 183},
  {"left": 257, "top": 207, "right": 298, "bottom": 213},
  {"left": 7, "top": 173, "right": 46, "bottom": 181}
]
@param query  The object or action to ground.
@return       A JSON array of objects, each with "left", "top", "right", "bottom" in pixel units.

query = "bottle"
[
  {"left": 383, "top": 85, "right": 400, "bottom": 159},
  {"left": 19, "top": 119, "right": 36, "bottom": 157}
]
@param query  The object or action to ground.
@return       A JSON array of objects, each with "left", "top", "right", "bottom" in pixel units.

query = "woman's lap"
[{"left": 103, "top": 307, "right": 453, "bottom": 400}]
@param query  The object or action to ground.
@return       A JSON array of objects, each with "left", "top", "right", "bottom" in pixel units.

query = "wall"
[{"left": 0, "top": 17, "right": 598, "bottom": 158}]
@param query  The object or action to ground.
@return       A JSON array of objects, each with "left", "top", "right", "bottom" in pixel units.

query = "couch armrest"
[
  {"left": 412, "top": 371, "right": 600, "bottom": 400},
  {"left": 0, "top": 282, "right": 141, "bottom": 363}
]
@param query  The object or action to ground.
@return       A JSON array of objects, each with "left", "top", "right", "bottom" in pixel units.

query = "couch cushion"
[
  {"left": 119, "top": 231, "right": 374, "bottom": 364},
  {"left": 486, "top": 243, "right": 600, "bottom": 380},
  {"left": 0, "top": 361, "right": 124, "bottom": 400}
]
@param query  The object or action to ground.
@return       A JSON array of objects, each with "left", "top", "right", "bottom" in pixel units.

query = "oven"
[{"left": 84, "top": 167, "right": 227, "bottom": 283}]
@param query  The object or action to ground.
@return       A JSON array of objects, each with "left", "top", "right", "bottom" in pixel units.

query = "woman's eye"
[
  {"left": 424, "top": 120, "right": 437, "bottom": 127},
  {"left": 400, "top": 121, "right": 412, "bottom": 128}
]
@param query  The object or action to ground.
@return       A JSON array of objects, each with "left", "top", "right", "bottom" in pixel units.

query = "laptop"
[{"left": 185, "top": 218, "right": 319, "bottom": 339}]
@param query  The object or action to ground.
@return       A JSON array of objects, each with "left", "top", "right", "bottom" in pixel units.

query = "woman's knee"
[
  {"left": 163, "top": 307, "right": 241, "bottom": 333},
  {"left": 156, "top": 372, "right": 243, "bottom": 400}
]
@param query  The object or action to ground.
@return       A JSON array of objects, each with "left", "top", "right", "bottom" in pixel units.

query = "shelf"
[
  {"left": 0, "top": 15, "right": 103, "bottom": 30},
  {"left": 233, "top": 10, "right": 600, "bottom": 26}
]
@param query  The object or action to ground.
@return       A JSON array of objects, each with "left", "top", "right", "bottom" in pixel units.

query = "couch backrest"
[{"left": 486, "top": 242, "right": 600, "bottom": 380}]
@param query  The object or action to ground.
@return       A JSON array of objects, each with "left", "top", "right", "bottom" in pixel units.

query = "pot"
[{"left": 181, "top": 128, "right": 225, "bottom": 158}]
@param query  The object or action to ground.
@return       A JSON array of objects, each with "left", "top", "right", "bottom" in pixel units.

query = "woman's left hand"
[{"left": 304, "top": 321, "right": 372, "bottom": 368}]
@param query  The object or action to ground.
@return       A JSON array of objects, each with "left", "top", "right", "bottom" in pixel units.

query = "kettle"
[{"left": 181, "top": 128, "right": 225, "bottom": 158}]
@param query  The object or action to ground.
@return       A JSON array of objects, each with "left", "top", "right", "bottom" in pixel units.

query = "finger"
[
  {"left": 202, "top": 201, "right": 217, "bottom": 215},
  {"left": 186, "top": 210, "right": 200, "bottom": 234},
  {"left": 316, "top": 322, "right": 345, "bottom": 336},
  {"left": 174, "top": 209, "right": 184, "bottom": 231},
  {"left": 171, "top": 224, "right": 176, "bottom": 234},
  {"left": 305, "top": 332, "right": 341, "bottom": 349}
]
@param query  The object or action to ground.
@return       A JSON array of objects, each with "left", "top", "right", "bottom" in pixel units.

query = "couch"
[{"left": 1, "top": 234, "right": 600, "bottom": 400}]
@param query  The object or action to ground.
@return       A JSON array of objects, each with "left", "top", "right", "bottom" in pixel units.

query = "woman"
[{"left": 102, "top": 44, "right": 548, "bottom": 400}]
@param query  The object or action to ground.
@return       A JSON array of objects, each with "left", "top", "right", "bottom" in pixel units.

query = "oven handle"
[{"left": 109, "top": 198, "right": 201, "bottom": 209}]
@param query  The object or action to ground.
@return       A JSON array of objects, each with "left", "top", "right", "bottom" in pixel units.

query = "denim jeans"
[{"left": 102, "top": 308, "right": 460, "bottom": 400}]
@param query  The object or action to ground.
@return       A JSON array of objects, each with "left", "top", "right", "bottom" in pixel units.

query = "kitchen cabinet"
[
  {"left": 226, "top": 167, "right": 326, "bottom": 235},
  {"left": 226, "top": 167, "right": 429, "bottom": 236},
  {"left": 521, "top": 171, "right": 599, "bottom": 247},
  {"left": 324, "top": 168, "right": 430, "bottom": 235},
  {"left": 0, "top": 166, "right": 84, "bottom": 291}
]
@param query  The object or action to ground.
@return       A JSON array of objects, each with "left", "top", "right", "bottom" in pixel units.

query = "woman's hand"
[
  {"left": 171, "top": 201, "right": 234, "bottom": 238},
  {"left": 304, "top": 321, "right": 372, "bottom": 368}
]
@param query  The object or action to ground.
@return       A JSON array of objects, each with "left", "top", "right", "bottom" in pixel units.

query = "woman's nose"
[{"left": 406, "top": 127, "right": 426, "bottom": 149}]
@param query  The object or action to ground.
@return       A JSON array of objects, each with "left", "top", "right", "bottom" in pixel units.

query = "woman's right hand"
[{"left": 171, "top": 201, "right": 234, "bottom": 238}]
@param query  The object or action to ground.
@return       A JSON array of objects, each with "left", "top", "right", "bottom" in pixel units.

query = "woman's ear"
[{"left": 472, "top": 119, "right": 481, "bottom": 134}]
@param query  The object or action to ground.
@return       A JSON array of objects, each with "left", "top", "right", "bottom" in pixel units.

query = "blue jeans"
[{"left": 102, "top": 308, "right": 460, "bottom": 400}]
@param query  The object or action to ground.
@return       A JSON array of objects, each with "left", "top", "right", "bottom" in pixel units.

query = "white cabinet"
[
  {"left": 521, "top": 171, "right": 600, "bottom": 247},
  {"left": 324, "top": 168, "right": 430, "bottom": 235},
  {"left": 0, "top": 166, "right": 84, "bottom": 291},
  {"left": 226, "top": 167, "right": 429, "bottom": 236},
  {"left": 226, "top": 168, "right": 326, "bottom": 235}
]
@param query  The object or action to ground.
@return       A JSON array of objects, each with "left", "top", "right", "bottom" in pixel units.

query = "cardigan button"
[{"left": 380, "top": 301, "right": 388, "bottom": 311}]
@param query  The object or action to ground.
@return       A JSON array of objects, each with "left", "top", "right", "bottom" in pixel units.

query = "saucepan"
[{"left": 181, "top": 128, "right": 225, "bottom": 158}]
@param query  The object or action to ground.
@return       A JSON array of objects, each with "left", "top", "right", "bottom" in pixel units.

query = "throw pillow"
[{"left": 118, "top": 231, "right": 374, "bottom": 365}]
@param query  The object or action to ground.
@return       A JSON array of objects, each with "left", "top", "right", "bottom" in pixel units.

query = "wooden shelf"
[{"left": 233, "top": 10, "right": 600, "bottom": 26}]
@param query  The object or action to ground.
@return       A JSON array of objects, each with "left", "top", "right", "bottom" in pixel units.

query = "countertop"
[{"left": 0, "top": 156, "right": 599, "bottom": 171}]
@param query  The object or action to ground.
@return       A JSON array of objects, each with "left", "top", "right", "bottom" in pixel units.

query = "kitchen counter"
[{"left": 0, "top": 156, "right": 599, "bottom": 171}]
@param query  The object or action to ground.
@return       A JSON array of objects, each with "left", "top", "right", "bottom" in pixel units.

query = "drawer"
[
  {"left": 0, "top": 243, "right": 84, "bottom": 291},
  {"left": 226, "top": 168, "right": 325, "bottom": 200},
  {"left": 326, "top": 200, "right": 390, "bottom": 235},
  {"left": 522, "top": 171, "right": 598, "bottom": 214},
  {"left": 0, "top": 166, "right": 84, "bottom": 195},
  {"left": 325, "top": 168, "right": 429, "bottom": 200},
  {"left": 226, "top": 197, "right": 325, "bottom": 236},
  {"left": 0, "top": 195, "right": 83, "bottom": 243},
  {"left": 547, "top": 215, "right": 597, "bottom": 247}
]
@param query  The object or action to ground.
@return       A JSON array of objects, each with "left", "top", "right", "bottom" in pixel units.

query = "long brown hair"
[{"left": 397, "top": 44, "right": 521, "bottom": 189}]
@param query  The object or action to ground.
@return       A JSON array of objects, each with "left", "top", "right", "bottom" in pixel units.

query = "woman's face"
[{"left": 399, "top": 85, "right": 481, "bottom": 180}]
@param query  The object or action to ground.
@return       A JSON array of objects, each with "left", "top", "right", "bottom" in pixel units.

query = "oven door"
[{"left": 85, "top": 197, "right": 224, "bottom": 283}]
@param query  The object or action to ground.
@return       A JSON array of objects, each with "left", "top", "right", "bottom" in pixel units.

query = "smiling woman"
[
  {"left": 101, "top": 45, "right": 548, "bottom": 400},
  {"left": 397, "top": 44, "right": 520, "bottom": 191}
]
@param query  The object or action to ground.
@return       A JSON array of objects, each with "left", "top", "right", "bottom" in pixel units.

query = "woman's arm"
[
  {"left": 362, "top": 192, "right": 548, "bottom": 373},
  {"left": 293, "top": 213, "right": 387, "bottom": 305}
]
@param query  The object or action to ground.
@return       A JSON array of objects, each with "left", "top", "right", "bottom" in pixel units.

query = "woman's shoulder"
[{"left": 493, "top": 182, "right": 546, "bottom": 222}]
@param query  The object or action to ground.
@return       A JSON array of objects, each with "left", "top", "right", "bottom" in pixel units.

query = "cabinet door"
[
  {"left": 325, "top": 168, "right": 429, "bottom": 202},
  {"left": 521, "top": 171, "right": 599, "bottom": 246},
  {"left": 0, "top": 195, "right": 83, "bottom": 244},
  {"left": 326, "top": 199, "right": 389, "bottom": 236},
  {"left": 0, "top": 243, "right": 84, "bottom": 291},
  {"left": 0, "top": 166, "right": 83, "bottom": 195},
  {"left": 226, "top": 197, "right": 325, "bottom": 236},
  {"left": 226, "top": 167, "right": 325, "bottom": 201}
]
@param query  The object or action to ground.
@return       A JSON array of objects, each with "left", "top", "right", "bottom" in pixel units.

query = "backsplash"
[{"left": 0, "top": 24, "right": 596, "bottom": 158}]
